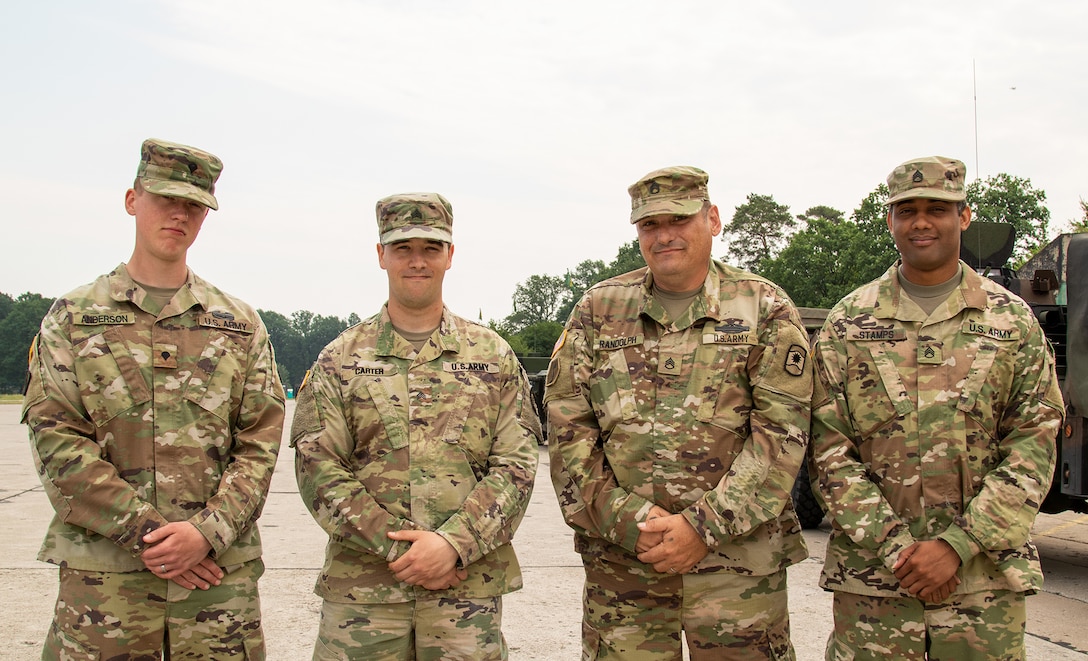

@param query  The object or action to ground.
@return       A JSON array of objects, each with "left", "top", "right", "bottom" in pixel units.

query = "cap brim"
[
  {"left": 630, "top": 198, "right": 705, "bottom": 224},
  {"left": 141, "top": 178, "right": 218, "bottom": 210},
  {"left": 886, "top": 189, "right": 966, "bottom": 206},
  {"left": 380, "top": 226, "right": 453, "bottom": 245}
]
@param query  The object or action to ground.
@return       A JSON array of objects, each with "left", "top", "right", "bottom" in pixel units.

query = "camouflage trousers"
[
  {"left": 42, "top": 558, "right": 266, "bottom": 660},
  {"left": 581, "top": 554, "right": 795, "bottom": 660},
  {"left": 312, "top": 595, "right": 507, "bottom": 661},
  {"left": 825, "top": 589, "right": 1027, "bottom": 660}
]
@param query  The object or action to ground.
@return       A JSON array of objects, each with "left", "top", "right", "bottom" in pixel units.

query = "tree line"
[
  {"left": 494, "top": 172, "right": 1083, "bottom": 357},
  {"left": 0, "top": 294, "right": 359, "bottom": 394},
  {"left": 2, "top": 172, "right": 1082, "bottom": 394}
]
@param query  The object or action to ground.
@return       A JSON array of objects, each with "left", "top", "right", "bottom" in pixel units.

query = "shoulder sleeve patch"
[
  {"left": 289, "top": 370, "right": 324, "bottom": 446},
  {"left": 759, "top": 321, "right": 813, "bottom": 403}
]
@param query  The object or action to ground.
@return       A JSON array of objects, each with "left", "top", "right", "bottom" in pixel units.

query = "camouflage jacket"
[
  {"left": 291, "top": 306, "right": 541, "bottom": 604},
  {"left": 22, "top": 264, "right": 285, "bottom": 572},
  {"left": 810, "top": 261, "right": 1063, "bottom": 596},
  {"left": 545, "top": 261, "right": 812, "bottom": 575}
]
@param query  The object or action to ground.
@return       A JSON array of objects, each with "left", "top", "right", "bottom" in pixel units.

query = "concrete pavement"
[{"left": 3, "top": 401, "right": 1086, "bottom": 659}]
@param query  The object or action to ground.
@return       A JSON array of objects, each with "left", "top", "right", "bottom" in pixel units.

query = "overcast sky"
[{"left": 3, "top": 1, "right": 1085, "bottom": 323}]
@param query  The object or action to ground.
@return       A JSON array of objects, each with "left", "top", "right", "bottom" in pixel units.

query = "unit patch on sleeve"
[{"left": 784, "top": 344, "right": 806, "bottom": 377}]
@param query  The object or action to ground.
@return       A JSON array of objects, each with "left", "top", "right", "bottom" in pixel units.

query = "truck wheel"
[{"left": 792, "top": 468, "right": 825, "bottom": 529}]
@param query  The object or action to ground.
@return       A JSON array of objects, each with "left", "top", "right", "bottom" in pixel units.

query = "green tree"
[
  {"left": 0, "top": 292, "right": 54, "bottom": 393},
  {"left": 305, "top": 314, "right": 349, "bottom": 361},
  {"left": 603, "top": 239, "right": 647, "bottom": 278},
  {"left": 555, "top": 240, "right": 647, "bottom": 324},
  {"left": 1071, "top": 199, "right": 1088, "bottom": 233},
  {"left": 966, "top": 174, "right": 1050, "bottom": 267},
  {"left": 0, "top": 291, "right": 13, "bottom": 323},
  {"left": 518, "top": 321, "right": 564, "bottom": 356},
  {"left": 760, "top": 209, "right": 869, "bottom": 308},
  {"left": 722, "top": 194, "right": 795, "bottom": 271},
  {"left": 260, "top": 309, "right": 350, "bottom": 391},
  {"left": 506, "top": 274, "right": 566, "bottom": 334},
  {"left": 260, "top": 309, "right": 304, "bottom": 390},
  {"left": 849, "top": 183, "right": 899, "bottom": 277},
  {"left": 757, "top": 188, "right": 898, "bottom": 309},
  {"left": 490, "top": 321, "right": 530, "bottom": 355}
]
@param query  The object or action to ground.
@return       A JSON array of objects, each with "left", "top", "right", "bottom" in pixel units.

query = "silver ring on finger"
[
  {"left": 668, "top": 567, "right": 677, "bottom": 574},
  {"left": 161, "top": 564, "right": 167, "bottom": 573}
]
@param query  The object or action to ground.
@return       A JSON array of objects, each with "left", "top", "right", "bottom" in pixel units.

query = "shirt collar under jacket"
[
  {"left": 874, "top": 259, "right": 990, "bottom": 322},
  {"left": 375, "top": 304, "right": 462, "bottom": 360},
  {"left": 108, "top": 262, "right": 206, "bottom": 317}
]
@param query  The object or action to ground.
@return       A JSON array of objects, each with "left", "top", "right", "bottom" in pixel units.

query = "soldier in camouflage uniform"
[
  {"left": 809, "top": 156, "right": 1065, "bottom": 660},
  {"left": 22, "top": 138, "right": 286, "bottom": 659},
  {"left": 291, "top": 192, "right": 541, "bottom": 660},
  {"left": 545, "top": 166, "right": 813, "bottom": 660}
]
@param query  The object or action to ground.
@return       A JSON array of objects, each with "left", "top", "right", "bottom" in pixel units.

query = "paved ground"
[{"left": 3, "top": 401, "right": 1087, "bottom": 659}]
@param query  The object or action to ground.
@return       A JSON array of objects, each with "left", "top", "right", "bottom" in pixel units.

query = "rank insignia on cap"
[
  {"left": 649, "top": 182, "right": 661, "bottom": 194},
  {"left": 912, "top": 170, "right": 924, "bottom": 183}
]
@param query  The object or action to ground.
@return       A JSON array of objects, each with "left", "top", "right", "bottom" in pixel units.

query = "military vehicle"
[
  {"left": 963, "top": 223, "right": 1088, "bottom": 516},
  {"left": 520, "top": 356, "right": 551, "bottom": 443},
  {"left": 791, "top": 307, "right": 830, "bottom": 529},
  {"left": 791, "top": 224, "right": 1088, "bottom": 529}
]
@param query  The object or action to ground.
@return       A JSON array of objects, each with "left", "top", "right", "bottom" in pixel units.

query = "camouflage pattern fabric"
[
  {"left": 137, "top": 137, "right": 223, "bottom": 210},
  {"left": 23, "top": 263, "right": 285, "bottom": 569},
  {"left": 826, "top": 589, "right": 1026, "bottom": 660},
  {"left": 375, "top": 192, "right": 454, "bottom": 245},
  {"left": 22, "top": 263, "right": 284, "bottom": 654},
  {"left": 291, "top": 305, "right": 540, "bottom": 608},
  {"left": 312, "top": 597, "right": 507, "bottom": 660},
  {"left": 43, "top": 560, "right": 266, "bottom": 659},
  {"left": 545, "top": 260, "right": 812, "bottom": 658},
  {"left": 582, "top": 553, "right": 794, "bottom": 660},
  {"left": 885, "top": 156, "right": 967, "bottom": 205},
  {"left": 810, "top": 261, "right": 1063, "bottom": 654},
  {"left": 627, "top": 165, "right": 709, "bottom": 223}
]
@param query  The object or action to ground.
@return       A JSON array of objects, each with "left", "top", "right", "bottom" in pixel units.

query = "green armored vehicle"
[{"left": 964, "top": 224, "right": 1088, "bottom": 516}]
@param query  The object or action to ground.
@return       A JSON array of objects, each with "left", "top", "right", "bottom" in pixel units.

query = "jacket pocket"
[
  {"left": 184, "top": 333, "right": 245, "bottom": 422},
  {"left": 73, "top": 327, "right": 151, "bottom": 427}
]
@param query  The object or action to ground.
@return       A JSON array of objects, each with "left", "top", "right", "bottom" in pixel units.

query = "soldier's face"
[
  {"left": 377, "top": 238, "right": 454, "bottom": 310},
  {"left": 636, "top": 204, "right": 721, "bottom": 292},
  {"left": 888, "top": 198, "right": 971, "bottom": 285},
  {"left": 125, "top": 186, "right": 208, "bottom": 265}
]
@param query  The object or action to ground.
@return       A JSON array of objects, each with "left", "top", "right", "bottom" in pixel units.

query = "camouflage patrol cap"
[
  {"left": 886, "top": 156, "right": 967, "bottom": 205},
  {"left": 628, "top": 166, "right": 709, "bottom": 224},
  {"left": 376, "top": 192, "right": 454, "bottom": 245},
  {"left": 136, "top": 138, "right": 222, "bottom": 210}
]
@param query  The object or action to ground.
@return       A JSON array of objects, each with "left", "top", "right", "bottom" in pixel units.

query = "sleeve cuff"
[
  {"left": 681, "top": 502, "right": 723, "bottom": 551},
  {"left": 938, "top": 525, "right": 982, "bottom": 565},
  {"left": 190, "top": 509, "right": 234, "bottom": 556},
  {"left": 880, "top": 528, "right": 918, "bottom": 573}
]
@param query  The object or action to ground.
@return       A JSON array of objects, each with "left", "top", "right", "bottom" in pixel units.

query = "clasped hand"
[
  {"left": 387, "top": 530, "right": 468, "bottom": 590},
  {"left": 635, "top": 506, "right": 709, "bottom": 575},
  {"left": 141, "top": 521, "right": 222, "bottom": 591},
  {"left": 893, "top": 539, "right": 962, "bottom": 603}
]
